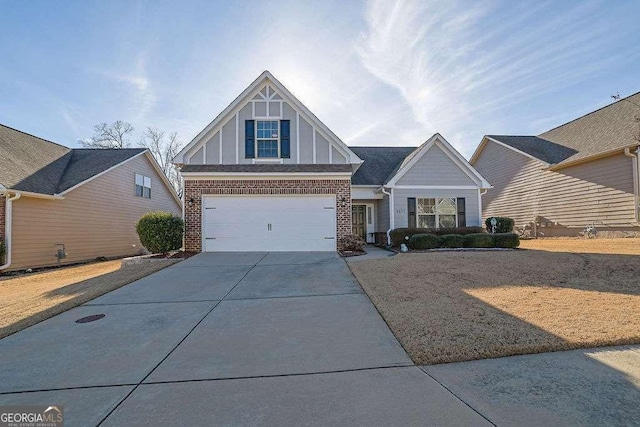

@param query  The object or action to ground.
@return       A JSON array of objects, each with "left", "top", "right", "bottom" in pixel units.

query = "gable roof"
[
  {"left": 173, "top": 70, "right": 362, "bottom": 165},
  {"left": 385, "top": 134, "right": 491, "bottom": 188},
  {"left": 0, "top": 124, "right": 146, "bottom": 196},
  {"left": 471, "top": 91, "right": 640, "bottom": 168},
  {"left": 350, "top": 146, "right": 416, "bottom": 185}
]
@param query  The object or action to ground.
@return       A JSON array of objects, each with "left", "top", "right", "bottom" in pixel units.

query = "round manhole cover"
[{"left": 75, "top": 314, "right": 105, "bottom": 324}]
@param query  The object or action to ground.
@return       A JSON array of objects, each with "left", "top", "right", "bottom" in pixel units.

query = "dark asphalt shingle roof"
[
  {"left": 486, "top": 135, "right": 578, "bottom": 164},
  {"left": 486, "top": 92, "right": 640, "bottom": 166},
  {"left": 181, "top": 164, "right": 353, "bottom": 173},
  {"left": 0, "top": 124, "right": 146, "bottom": 195},
  {"left": 349, "top": 146, "right": 417, "bottom": 185}
]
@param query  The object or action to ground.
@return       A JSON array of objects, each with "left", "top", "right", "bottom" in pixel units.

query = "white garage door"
[{"left": 202, "top": 195, "right": 337, "bottom": 252}]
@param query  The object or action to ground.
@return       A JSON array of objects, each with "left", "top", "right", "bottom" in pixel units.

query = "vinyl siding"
[
  {"left": 473, "top": 140, "right": 637, "bottom": 233},
  {"left": 392, "top": 188, "right": 481, "bottom": 228},
  {"left": 377, "top": 195, "right": 390, "bottom": 232},
  {"left": 9, "top": 154, "right": 181, "bottom": 271},
  {"left": 396, "top": 142, "right": 476, "bottom": 186}
]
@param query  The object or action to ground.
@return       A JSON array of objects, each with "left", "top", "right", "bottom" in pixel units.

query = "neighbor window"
[
  {"left": 256, "top": 120, "right": 279, "bottom": 158},
  {"left": 135, "top": 174, "right": 151, "bottom": 198},
  {"left": 417, "top": 198, "right": 457, "bottom": 228}
]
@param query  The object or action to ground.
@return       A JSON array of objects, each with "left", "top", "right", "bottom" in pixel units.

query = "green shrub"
[
  {"left": 463, "top": 233, "right": 495, "bottom": 248},
  {"left": 0, "top": 241, "right": 5, "bottom": 264},
  {"left": 485, "top": 217, "right": 515, "bottom": 233},
  {"left": 408, "top": 234, "right": 441, "bottom": 250},
  {"left": 439, "top": 234, "right": 465, "bottom": 248},
  {"left": 493, "top": 233, "right": 520, "bottom": 248},
  {"left": 390, "top": 226, "right": 483, "bottom": 246},
  {"left": 136, "top": 212, "right": 184, "bottom": 254}
]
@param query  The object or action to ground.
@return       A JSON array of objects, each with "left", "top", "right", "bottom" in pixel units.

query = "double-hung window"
[
  {"left": 256, "top": 120, "right": 279, "bottom": 158},
  {"left": 135, "top": 174, "right": 151, "bottom": 198},
  {"left": 417, "top": 198, "right": 457, "bottom": 228}
]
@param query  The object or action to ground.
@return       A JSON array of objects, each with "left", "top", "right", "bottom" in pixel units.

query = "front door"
[{"left": 352, "top": 205, "right": 366, "bottom": 240}]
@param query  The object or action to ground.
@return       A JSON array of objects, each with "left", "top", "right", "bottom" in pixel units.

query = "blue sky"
[{"left": 1, "top": 0, "right": 639, "bottom": 158}]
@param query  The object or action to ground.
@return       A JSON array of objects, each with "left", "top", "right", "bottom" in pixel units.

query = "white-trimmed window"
[
  {"left": 417, "top": 198, "right": 457, "bottom": 228},
  {"left": 135, "top": 174, "right": 151, "bottom": 198},
  {"left": 256, "top": 120, "right": 279, "bottom": 158}
]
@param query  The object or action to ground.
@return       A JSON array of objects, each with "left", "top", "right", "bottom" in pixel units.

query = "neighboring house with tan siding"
[
  {"left": 173, "top": 71, "right": 490, "bottom": 252},
  {"left": 0, "top": 124, "right": 182, "bottom": 271},
  {"left": 470, "top": 92, "right": 640, "bottom": 236}
]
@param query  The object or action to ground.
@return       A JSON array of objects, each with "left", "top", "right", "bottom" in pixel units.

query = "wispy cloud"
[{"left": 355, "top": 0, "right": 632, "bottom": 155}]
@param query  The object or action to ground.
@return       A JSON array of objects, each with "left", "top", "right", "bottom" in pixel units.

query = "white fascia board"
[
  {"left": 173, "top": 70, "right": 363, "bottom": 165},
  {"left": 393, "top": 185, "right": 482, "bottom": 190},
  {"left": 10, "top": 190, "right": 64, "bottom": 200}
]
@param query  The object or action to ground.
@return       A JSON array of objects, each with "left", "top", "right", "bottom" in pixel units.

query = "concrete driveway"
[
  {"left": 0, "top": 252, "right": 488, "bottom": 426},
  {"left": 1, "top": 252, "right": 637, "bottom": 426}
]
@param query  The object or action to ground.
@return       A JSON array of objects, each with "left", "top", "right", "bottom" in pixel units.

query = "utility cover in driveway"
[{"left": 202, "top": 195, "right": 336, "bottom": 252}]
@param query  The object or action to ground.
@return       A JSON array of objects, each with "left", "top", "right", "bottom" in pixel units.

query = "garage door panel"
[{"left": 202, "top": 195, "right": 336, "bottom": 252}]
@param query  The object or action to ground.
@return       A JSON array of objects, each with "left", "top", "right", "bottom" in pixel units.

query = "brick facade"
[{"left": 184, "top": 179, "right": 352, "bottom": 252}]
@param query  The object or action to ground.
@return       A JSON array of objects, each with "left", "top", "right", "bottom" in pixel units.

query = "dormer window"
[{"left": 256, "top": 120, "right": 279, "bottom": 158}]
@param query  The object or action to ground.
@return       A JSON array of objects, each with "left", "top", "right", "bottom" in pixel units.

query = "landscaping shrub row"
[
  {"left": 485, "top": 216, "right": 515, "bottom": 233},
  {"left": 408, "top": 233, "right": 520, "bottom": 250},
  {"left": 390, "top": 227, "right": 483, "bottom": 247}
]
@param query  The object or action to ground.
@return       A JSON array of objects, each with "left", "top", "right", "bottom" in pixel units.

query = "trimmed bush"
[
  {"left": 408, "top": 233, "right": 441, "bottom": 250},
  {"left": 493, "top": 233, "right": 520, "bottom": 248},
  {"left": 135, "top": 211, "right": 184, "bottom": 254},
  {"left": 338, "top": 234, "right": 366, "bottom": 252},
  {"left": 485, "top": 217, "right": 515, "bottom": 233},
  {"left": 440, "top": 234, "right": 465, "bottom": 248},
  {"left": 390, "top": 226, "right": 484, "bottom": 247},
  {"left": 463, "top": 233, "right": 494, "bottom": 248}
]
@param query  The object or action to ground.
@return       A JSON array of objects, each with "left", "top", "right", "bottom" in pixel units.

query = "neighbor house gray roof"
[
  {"left": 486, "top": 135, "right": 578, "bottom": 164},
  {"left": 349, "top": 146, "right": 417, "bottom": 185},
  {"left": 0, "top": 124, "right": 146, "bottom": 195},
  {"left": 488, "top": 92, "right": 640, "bottom": 167},
  {"left": 181, "top": 164, "right": 353, "bottom": 173}
]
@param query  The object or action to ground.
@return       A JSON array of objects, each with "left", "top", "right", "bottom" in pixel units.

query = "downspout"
[
  {"left": 0, "top": 192, "right": 21, "bottom": 271},
  {"left": 381, "top": 187, "right": 393, "bottom": 246},
  {"left": 624, "top": 146, "right": 640, "bottom": 223}
]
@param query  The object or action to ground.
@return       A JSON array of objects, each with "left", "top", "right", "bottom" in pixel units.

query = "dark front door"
[{"left": 352, "top": 205, "right": 366, "bottom": 240}]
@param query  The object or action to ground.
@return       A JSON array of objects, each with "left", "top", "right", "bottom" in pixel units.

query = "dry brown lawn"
[
  {"left": 519, "top": 237, "right": 640, "bottom": 255},
  {"left": 350, "top": 246, "right": 640, "bottom": 365},
  {"left": 0, "top": 259, "right": 179, "bottom": 339}
]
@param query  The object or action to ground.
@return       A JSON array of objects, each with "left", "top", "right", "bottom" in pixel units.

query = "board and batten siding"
[
  {"left": 473, "top": 140, "right": 637, "bottom": 233},
  {"left": 9, "top": 154, "right": 181, "bottom": 270},
  {"left": 186, "top": 97, "right": 349, "bottom": 165},
  {"left": 396, "top": 143, "right": 476, "bottom": 186},
  {"left": 392, "top": 188, "right": 481, "bottom": 228}
]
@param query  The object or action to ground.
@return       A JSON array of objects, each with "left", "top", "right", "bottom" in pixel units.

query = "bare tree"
[
  {"left": 140, "top": 127, "right": 183, "bottom": 197},
  {"left": 80, "top": 121, "right": 134, "bottom": 149}
]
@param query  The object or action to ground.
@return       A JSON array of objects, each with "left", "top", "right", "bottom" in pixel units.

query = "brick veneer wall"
[{"left": 183, "top": 179, "right": 352, "bottom": 252}]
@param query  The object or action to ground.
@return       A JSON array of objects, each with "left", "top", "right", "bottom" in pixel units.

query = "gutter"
[
  {"left": 0, "top": 192, "right": 22, "bottom": 271},
  {"left": 381, "top": 187, "right": 393, "bottom": 246},
  {"left": 624, "top": 146, "right": 640, "bottom": 223}
]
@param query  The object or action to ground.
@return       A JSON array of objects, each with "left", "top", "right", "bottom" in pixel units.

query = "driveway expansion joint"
[
  {"left": 419, "top": 366, "right": 497, "bottom": 426},
  {"left": 97, "top": 252, "right": 270, "bottom": 426}
]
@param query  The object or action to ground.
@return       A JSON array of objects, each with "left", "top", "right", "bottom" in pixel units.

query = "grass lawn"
[
  {"left": 0, "top": 259, "right": 179, "bottom": 339},
  {"left": 349, "top": 238, "right": 640, "bottom": 365}
]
